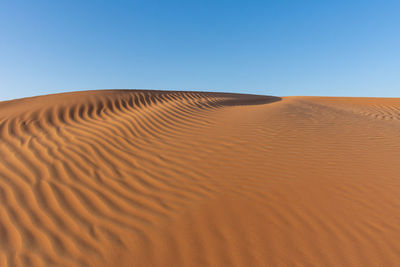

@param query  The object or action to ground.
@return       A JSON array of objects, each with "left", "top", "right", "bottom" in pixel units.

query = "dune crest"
[{"left": 1, "top": 90, "right": 400, "bottom": 266}]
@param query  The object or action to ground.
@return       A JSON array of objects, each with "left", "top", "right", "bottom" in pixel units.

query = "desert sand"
[{"left": 1, "top": 90, "right": 400, "bottom": 266}]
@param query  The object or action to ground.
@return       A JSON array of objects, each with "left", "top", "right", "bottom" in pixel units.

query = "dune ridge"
[{"left": 1, "top": 90, "right": 400, "bottom": 266}]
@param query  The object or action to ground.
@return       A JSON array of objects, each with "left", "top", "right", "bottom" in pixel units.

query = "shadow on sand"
[{"left": 211, "top": 93, "right": 281, "bottom": 107}]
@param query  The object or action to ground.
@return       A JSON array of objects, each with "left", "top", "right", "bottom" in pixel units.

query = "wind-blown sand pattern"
[{"left": 1, "top": 90, "right": 400, "bottom": 266}]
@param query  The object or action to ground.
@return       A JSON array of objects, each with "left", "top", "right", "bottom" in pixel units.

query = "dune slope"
[{"left": 1, "top": 90, "right": 400, "bottom": 266}]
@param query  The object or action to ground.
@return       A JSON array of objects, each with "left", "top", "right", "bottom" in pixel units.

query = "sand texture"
[{"left": 1, "top": 90, "right": 400, "bottom": 266}]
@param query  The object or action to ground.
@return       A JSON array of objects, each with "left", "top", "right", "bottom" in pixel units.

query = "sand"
[{"left": 1, "top": 90, "right": 400, "bottom": 266}]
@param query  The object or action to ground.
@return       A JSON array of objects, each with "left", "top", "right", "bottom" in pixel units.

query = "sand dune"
[{"left": 1, "top": 90, "right": 400, "bottom": 266}]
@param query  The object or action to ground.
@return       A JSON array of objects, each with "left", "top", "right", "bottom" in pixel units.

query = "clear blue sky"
[{"left": 1, "top": 0, "right": 400, "bottom": 100}]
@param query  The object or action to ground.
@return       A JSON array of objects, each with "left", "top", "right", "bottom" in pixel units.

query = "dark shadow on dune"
[{"left": 211, "top": 94, "right": 282, "bottom": 107}]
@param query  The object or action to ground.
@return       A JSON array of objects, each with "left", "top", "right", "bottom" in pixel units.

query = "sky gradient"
[{"left": 1, "top": 0, "right": 400, "bottom": 101}]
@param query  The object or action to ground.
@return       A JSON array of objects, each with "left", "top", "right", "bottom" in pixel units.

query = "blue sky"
[{"left": 1, "top": 0, "right": 400, "bottom": 100}]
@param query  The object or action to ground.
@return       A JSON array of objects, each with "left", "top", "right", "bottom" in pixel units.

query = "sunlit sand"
[{"left": 1, "top": 90, "right": 400, "bottom": 266}]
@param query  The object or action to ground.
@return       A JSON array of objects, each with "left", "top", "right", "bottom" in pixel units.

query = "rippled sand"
[{"left": 1, "top": 90, "right": 400, "bottom": 266}]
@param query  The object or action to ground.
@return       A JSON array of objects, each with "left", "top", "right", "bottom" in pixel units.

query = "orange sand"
[{"left": 1, "top": 90, "right": 400, "bottom": 266}]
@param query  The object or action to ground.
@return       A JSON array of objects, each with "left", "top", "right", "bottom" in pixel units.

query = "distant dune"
[{"left": 1, "top": 90, "right": 400, "bottom": 266}]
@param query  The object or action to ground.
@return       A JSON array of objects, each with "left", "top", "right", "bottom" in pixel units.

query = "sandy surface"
[{"left": 1, "top": 90, "right": 400, "bottom": 266}]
